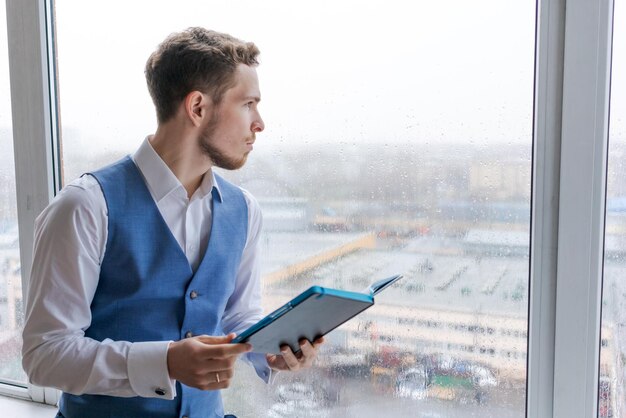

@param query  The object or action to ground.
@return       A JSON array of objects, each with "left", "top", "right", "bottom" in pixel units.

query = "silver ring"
[{"left": 216, "top": 372, "right": 220, "bottom": 383}]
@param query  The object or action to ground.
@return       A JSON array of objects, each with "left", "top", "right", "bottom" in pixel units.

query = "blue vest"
[{"left": 59, "top": 157, "right": 248, "bottom": 418}]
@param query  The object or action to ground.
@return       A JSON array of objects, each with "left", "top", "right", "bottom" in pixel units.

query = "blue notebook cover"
[{"left": 232, "top": 274, "right": 402, "bottom": 354}]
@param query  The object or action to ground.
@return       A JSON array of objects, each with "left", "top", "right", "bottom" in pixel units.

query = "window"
[
  {"left": 2, "top": 0, "right": 617, "bottom": 416},
  {"left": 600, "top": 1, "right": 625, "bottom": 417},
  {"left": 0, "top": 0, "right": 26, "bottom": 385},
  {"left": 55, "top": 1, "right": 534, "bottom": 416}
]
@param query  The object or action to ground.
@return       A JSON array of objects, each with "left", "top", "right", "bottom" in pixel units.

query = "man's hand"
[
  {"left": 266, "top": 337, "right": 325, "bottom": 371},
  {"left": 167, "top": 333, "right": 251, "bottom": 390}
]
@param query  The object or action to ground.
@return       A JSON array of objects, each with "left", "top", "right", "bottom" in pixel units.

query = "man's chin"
[{"left": 216, "top": 155, "right": 248, "bottom": 171}]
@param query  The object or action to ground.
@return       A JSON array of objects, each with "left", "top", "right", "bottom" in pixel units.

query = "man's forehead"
[
  {"left": 235, "top": 64, "right": 259, "bottom": 84},
  {"left": 230, "top": 65, "right": 261, "bottom": 97}
]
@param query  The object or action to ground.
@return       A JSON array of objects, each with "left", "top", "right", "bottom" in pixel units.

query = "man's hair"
[{"left": 145, "top": 27, "right": 260, "bottom": 123}]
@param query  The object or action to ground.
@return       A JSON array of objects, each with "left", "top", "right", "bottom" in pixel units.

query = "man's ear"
[{"left": 183, "top": 91, "right": 211, "bottom": 127}]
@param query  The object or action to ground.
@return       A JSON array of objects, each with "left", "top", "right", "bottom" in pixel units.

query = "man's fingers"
[
  {"left": 280, "top": 345, "right": 301, "bottom": 370},
  {"left": 193, "top": 369, "right": 235, "bottom": 391},
  {"left": 265, "top": 338, "right": 325, "bottom": 372},
  {"left": 298, "top": 340, "right": 316, "bottom": 364},
  {"left": 194, "top": 335, "right": 252, "bottom": 358},
  {"left": 313, "top": 336, "right": 325, "bottom": 347},
  {"left": 207, "top": 343, "right": 251, "bottom": 358},
  {"left": 196, "top": 333, "right": 236, "bottom": 345},
  {"left": 167, "top": 335, "right": 249, "bottom": 389},
  {"left": 207, "top": 368, "right": 234, "bottom": 381},
  {"left": 198, "top": 359, "right": 237, "bottom": 373}
]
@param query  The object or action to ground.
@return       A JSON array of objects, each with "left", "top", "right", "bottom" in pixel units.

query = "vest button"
[
  {"left": 190, "top": 290, "right": 198, "bottom": 299},
  {"left": 185, "top": 331, "right": 193, "bottom": 338}
]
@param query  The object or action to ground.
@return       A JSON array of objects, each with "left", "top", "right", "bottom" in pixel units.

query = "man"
[{"left": 22, "top": 28, "right": 323, "bottom": 418}]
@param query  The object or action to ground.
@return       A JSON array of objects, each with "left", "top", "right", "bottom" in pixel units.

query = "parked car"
[
  {"left": 395, "top": 366, "right": 429, "bottom": 400},
  {"left": 274, "top": 379, "right": 340, "bottom": 408},
  {"left": 395, "top": 356, "right": 497, "bottom": 405}
]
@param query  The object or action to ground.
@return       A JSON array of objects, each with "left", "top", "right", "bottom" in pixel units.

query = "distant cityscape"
[{"left": 1, "top": 128, "right": 626, "bottom": 416}]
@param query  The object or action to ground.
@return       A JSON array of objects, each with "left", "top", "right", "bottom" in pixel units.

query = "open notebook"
[{"left": 231, "top": 274, "right": 403, "bottom": 354}]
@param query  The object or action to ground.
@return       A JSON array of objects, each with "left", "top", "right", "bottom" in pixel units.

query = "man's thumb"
[{"left": 196, "top": 333, "right": 236, "bottom": 345}]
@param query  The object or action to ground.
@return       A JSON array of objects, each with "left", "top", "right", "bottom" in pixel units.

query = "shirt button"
[
  {"left": 190, "top": 290, "right": 198, "bottom": 299},
  {"left": 154, "top": 387, "right": 166, "bottom": 396},
  {"left": 185, "top": 331, "right": 193, "bottom": 338}
]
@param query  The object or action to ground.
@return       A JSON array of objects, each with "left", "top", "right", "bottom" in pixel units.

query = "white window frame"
[
  {"left": 2, "top": 0, "right": 616, "bottom": 416},
  {"left": 528, "top": 0, "right": 614, "bottom": 417},
  {"left": 551, "top": 0, "right": 614, "bottom": 415},
  {"left": 4, "top": 0, "right": 60, "bottom": 406}
]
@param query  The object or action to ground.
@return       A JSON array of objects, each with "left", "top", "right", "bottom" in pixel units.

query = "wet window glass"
[
  {"left": 600, "top": 1, "right": 625, "bottom": 417},
  {"left": 55, "top": 1, "right": 535, "bottom": 416},
  {"left": 0, "top": 0, "right": 26, "bottom": 385}
]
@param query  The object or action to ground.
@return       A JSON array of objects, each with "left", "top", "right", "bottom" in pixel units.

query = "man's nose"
[{"left": 252, "top": 113, "right": 264, "bottom": 133}]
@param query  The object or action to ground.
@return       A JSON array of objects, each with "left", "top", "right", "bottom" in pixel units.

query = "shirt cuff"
[
  {"left": 244, "top": 352, "right": 277, "bottom": 384},
  {"left": 127, "top": 341, "right": 176, "bottom": 399}
]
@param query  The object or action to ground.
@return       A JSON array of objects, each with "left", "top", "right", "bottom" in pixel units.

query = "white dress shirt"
[{"left": 22, "top": 138, "right": 271, "bottom": 399}]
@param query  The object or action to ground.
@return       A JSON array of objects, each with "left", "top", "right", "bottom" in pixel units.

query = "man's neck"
[{"left": 149, "top": 125, "right": 212, "bottom": 199}]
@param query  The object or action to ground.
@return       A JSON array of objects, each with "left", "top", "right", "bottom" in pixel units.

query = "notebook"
[{"left": 231, "top": 274, "right": 403, "bottom": 354}]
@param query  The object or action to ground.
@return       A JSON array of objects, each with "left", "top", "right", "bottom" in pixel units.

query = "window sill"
[{"left": 0, "top": 394, "right": 56, "bottom": 416}]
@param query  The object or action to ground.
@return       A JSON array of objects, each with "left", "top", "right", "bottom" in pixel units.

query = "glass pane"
[
  {"left": 56, "top": 1, "right": 534, "bottom": 416},
  {"left": 0, "top": 0, "right": 26, "bottom": 384},
  {"left": 600, "top": 2, "right": 625, "bottom": 417}
]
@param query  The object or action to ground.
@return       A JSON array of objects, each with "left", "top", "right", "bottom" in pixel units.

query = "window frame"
[
  {"left": 551, "top": 0, "right": 614, "bottom": 416},
  {"left": 2, "top": 0, "right": 616, "bottom": 416},
  {"left": 528, "top": 0, "right": 615, "bottom": 417},
  {"left": 4, "top": 0, "right": 60, "bottom": 405}
]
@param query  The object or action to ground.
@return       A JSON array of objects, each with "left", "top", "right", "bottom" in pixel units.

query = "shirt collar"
[
  {"left": 195, "top": 167, "right": 222, "bottom": 202},
  {"left": 132, "top": 137, "right": 223, "bottom": 203}
]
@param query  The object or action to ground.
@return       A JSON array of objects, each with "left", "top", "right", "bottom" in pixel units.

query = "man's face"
[{"left": 199, "top": 64, "right": 264, "bottom": 170}]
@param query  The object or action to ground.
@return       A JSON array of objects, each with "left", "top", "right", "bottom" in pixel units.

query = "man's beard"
[{"left": 198, "top": 116, "right": 251, "bottom": 170}]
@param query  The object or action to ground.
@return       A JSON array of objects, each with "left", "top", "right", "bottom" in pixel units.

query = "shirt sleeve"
[
  {"left": 221, "top": 189, "right": 275, "bottom": 383},
  {"left": 21, "top": 176, "right": 175, "bottom": 398}
]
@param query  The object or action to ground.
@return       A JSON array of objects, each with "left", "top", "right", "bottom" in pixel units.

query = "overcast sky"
[{"left": 0, "top": 0, "right": 624, "bottom": 155}]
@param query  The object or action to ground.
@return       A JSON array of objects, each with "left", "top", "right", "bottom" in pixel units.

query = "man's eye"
[{"left": 245, "top": 102, "right": 253, "bottom": 108}]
